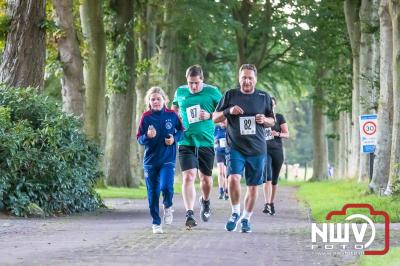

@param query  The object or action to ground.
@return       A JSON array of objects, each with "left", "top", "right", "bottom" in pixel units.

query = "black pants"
[{"left": 265, "top": 148, "right": 284, "bottom": 185}]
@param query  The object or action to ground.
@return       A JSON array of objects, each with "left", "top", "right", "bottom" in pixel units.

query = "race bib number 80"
[
  {"left": 265, "top": 128, "right": 274, "bottom": 140},
  {"left": 186, "top": 105, "right": 201, "bottom": 124},
  {"left": 240, "top": 116, "right": 256, "bottom": 135}
]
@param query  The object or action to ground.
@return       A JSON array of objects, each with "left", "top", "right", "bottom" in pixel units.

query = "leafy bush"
[
  {"left": 392, "top": 175, "right": 400, "bottom": 198},
  {"left": 0, "top": 86, "right": 103, "bottom": 216}
]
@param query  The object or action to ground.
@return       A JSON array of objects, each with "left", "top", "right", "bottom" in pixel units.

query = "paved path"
[{"left": 0, "top": 185, "right": 394, "bottom": 266}]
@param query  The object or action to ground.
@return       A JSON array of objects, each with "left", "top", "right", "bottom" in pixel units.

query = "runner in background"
[
  {"left": 262, "top": 97, "right": 289, "bottom": 216},
  {"left": 214, "top": 119, "right": 229, "bottom": 200}
]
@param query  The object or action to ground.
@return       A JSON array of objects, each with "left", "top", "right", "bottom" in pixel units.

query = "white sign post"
[{"left": 359, "top": 114, "right": 378, "bottom": 153}]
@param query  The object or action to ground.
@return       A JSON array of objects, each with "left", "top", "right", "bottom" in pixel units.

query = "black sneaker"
[
  {"left": 270, "top": 203, "right": 275, "bottom": 216},
  {"left": 224, "top": 192, "right": 229, "bottom": 200},
  {"left": 185, "top": 210, "right": 197, "bottom": 227},
  {"left": 218, "top": 188, "right": 224, "bottom": 199},
  {"left": 199, "top": 196, "right": 211, "bottom": 222},
  {"left": 262, "top": 203, "right": 271, "bottom": 214},
  {"left": 218, "top": 192, "right": 224, "bottom": 200}
]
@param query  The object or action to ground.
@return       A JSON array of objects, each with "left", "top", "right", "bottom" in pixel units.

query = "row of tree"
[
  {"left": 0, "top": 0, "right": 313, "bottom": 187},
  {"left": 336, "top": 0, "right": 399, "bottom": 195},
  {"left": 0, "top": 0, "right": 398, "bottom": 195}
]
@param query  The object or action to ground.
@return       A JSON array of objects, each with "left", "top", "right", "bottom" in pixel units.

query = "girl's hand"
[
  {"left": 147, "top": 125, "right": 156, "bottom": 138},
  {"left": 165, "top": 134, "right": 174, "bottom": 145}
]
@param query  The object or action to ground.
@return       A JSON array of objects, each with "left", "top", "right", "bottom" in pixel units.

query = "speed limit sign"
[
  {"left": 359, "top": 114, "right": 378, "bottom": 153},
  {"left": 363, "top": 121, "right": 377, "bottom": 135}
]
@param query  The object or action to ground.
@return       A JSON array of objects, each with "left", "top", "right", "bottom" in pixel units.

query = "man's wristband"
[{"left": 223, "top": 108, "right": 230, "bottom": 117}]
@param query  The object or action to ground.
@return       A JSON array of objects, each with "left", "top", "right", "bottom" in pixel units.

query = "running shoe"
[
  {"left": 199, "top": 197, "right": 211, "bottom": 222},
  {"left": 152, "top": 224, "right": 163, "bottom": 234},
  {"left": 218, "top": 192, "right": 224, "bottom": 199},
  {"left": 224, "top": 192, "right": 229, "bottom": 201},
  {"left": 163, "top": 206, "right": 174, "bottom": 225},
  {"left": 185, "top": 210, "right": 197, "bottom": 228},
  {"left": 262, "top": 203, "right": 271, "bottom": 214},
  {"left": 240, "top": 218, "right": 252, "bottom": 233},
  {"left": 270, "top": 202, "right": 276, "bottom": 216},
  {"left": 225, "top": 213, "right": 240, "bottom": 231},
  {"left": 218, "top": 188, "right": 224, "bottom": 199}
]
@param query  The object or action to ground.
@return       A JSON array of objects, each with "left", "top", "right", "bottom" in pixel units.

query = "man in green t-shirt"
[{"left": 172, "top": 65, "right": 222, "bottom": 228}]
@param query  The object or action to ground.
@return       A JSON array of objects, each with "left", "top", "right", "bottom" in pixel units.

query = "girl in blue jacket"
[{"left": 136, "top": 86, "right": 183, "bottom": 234}]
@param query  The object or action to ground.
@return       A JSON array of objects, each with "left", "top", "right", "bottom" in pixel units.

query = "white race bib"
[
  {"left": 265, "top": 128, "right": 274, "bottom": 140},
  {"left": 186, "top": 105, "right": 201, "bottom": 124},
  {"left": 219, "top": 138, "right": 226, "bottom": 148},
  {"left": 239, "top": 116, "right": 256, "bottom": 135}
]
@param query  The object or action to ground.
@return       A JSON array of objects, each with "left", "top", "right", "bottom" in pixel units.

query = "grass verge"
[
  {"left": 295, "top": 180, "right": 400, "bottom": 223},
  {"left": 356, "top": 247, "right": 400, "bottom": 266},
  {"left": 291, "top": 179, "right": 400, "bottom": 265},
  {"left": 96, "top": 182, "right": 182, "bottom": 199}
]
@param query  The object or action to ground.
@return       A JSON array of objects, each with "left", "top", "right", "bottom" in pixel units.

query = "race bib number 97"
[
  {"left": 240, "top": 116, "right": 256, "bottom": 135},
  {"left": 186, "top": 105, "right": 201, "bottom": 124}
]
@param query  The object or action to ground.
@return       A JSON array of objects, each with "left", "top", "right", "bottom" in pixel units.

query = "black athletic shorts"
[
  {"left": 178, "top": 145, "right": 215, "bottom": 176},
  {"left": 215, "top": 151, "right": 226, "bottom": 165}
]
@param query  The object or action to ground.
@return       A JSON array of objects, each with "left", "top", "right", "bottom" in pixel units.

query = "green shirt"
[{"left": 172, "top": 84, "right": 222, "bottom": 147}]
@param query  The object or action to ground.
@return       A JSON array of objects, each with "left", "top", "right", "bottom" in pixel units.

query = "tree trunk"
[
  {"left": 387, "top": 0, "right": 400, "bottom": 193},
  {"left": 370, "top": 0, "right": 393, "bottom": 193},
  {"left": 131, "top": 2, "right": 158, "bottom": 184},
  {"left": 358, "top": 0, "right": 379, "bottom": 182},
  {"left": 53, "top": 0, "right": 85, "bottom": 118},
  {"left": 231, "top": 0, "right": 272, "bottom": 71},
  {"left": 344, "top": 0, "right": 362, "bottom": 179},
  {"left": 80, "top": 0, "right": 107, "bottom": 146},
  {"left": 104, "top": 0, "right": 136, "bottom": 187},
  {"left": 337, "top": 113, "right": 347, "bottom": 178},
  {"left": 0, "top": 0, "right": 46, "bottom": 88},
  {"left": 338, "top": 112, "right": 351, "bottom": 178},
  {"left": 333, "top": 119, "right": 340, "bottom": 179},
  {"left": 311, "top": 69, "right": 329, "bottom": 181},
  {"left": 160, "top": 0, "right": 184, "bottom": 101}
]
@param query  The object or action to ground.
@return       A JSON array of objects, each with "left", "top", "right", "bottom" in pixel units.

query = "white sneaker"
[
  {"left": 152, "top": 224, "right": 163, "bottom": 234},
  {"left": 163, "top": 206, "right": 174, "bottom": 225}
]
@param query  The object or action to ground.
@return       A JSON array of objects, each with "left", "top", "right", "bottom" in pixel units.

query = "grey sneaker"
[
  {"left": 199, "top": 196, "right": 211, "bottom": 222},
  {"left": 163, "top": 206, "right": 173, "bottom": 225},
  {"left": 185, "top": 210, "right": 197, "bottom": 228}
]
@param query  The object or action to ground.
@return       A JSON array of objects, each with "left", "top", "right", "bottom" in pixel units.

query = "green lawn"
[
  {"left": 293, "top": 180, "right": 400, "bottom": 223},
  {"left": 285, "top": 179, "right": 400, "bottom": 265},
  {"left": 96, "top": 182, "right": 182, "bottom": 199},
  {"left": 356, "top": 247, "right": 400, "bottom": 266}
]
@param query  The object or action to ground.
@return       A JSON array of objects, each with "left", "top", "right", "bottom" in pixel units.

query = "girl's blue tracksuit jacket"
[{"left": 136, "top": 107, "right": 183, "bottom": 225}]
